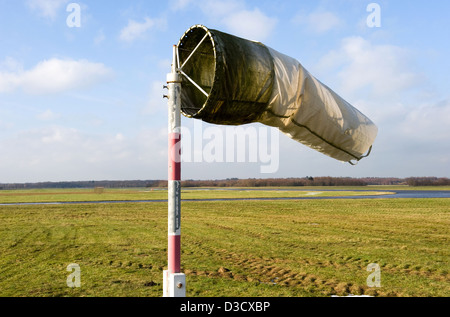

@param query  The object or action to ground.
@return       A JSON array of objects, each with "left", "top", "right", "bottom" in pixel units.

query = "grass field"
[
  {"left": 0, "top": 188, "right": 449, "bottom": 297},
  {"left": 0, "top": 187, "right": 396, "bottom": 204}
]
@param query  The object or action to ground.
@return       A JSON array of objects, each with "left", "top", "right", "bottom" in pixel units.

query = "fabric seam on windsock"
[{"left": 264, "top": 107, "right": 361, "bottom": 161}]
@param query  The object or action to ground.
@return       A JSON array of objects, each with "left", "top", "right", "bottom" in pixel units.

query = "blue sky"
[{"left": 0, "top": 0, "right": 449, "bottom": 183}]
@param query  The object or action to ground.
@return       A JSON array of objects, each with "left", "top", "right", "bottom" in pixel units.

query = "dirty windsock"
[{"left": 176, "top": 25, "right": 378, "bottom": 163}]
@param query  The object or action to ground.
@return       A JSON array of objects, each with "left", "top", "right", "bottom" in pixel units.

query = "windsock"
[{"left": 177, "top": 25, "right": 378, "bottom": 163}]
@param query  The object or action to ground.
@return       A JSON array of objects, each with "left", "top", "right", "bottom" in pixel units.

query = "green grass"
[
  {"left": 1, "top": 185, "right": 448, "bottom": 204},
  {"left": 0, "top": 192, "right": 448, "bottom": 297},
  {"left": 0, "top": 187, "right": 393, "bottom": 204}
]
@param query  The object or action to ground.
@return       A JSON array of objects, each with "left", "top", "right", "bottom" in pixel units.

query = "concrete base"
[{"left": 163, "top": 270, "right": 186, "bottom": 297}]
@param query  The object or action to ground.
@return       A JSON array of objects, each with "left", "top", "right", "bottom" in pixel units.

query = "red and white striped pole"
[{"left": 163, "top": 45, "right": 186, "bottom": 297}]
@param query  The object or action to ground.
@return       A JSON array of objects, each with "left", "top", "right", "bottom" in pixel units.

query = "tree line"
[
  {"left": 179, "top": 177, "right": 450, "bottom": 187},
  {"left": 1, "top": 177, "right": 449, "bottom": 190},
  {"left": 404, "top": 177, "right": 450, "bottom": 187}
]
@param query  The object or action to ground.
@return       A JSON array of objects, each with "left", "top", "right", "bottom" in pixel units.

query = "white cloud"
[
  {"left": 400, "top": 100, "right": 450, "bottom": 143},
  {"left": 293, "top": 10, "right": 343, "bottom": 34},
  {"left": 222, "top": 8, "right": 277, "bottom": 41},
  {"left": 0, "top": 126, "right": 168, "bottom": 182},
  {"left": 37, "top": 109, "right": 60, "bottom": 121},
  {"left": 169, "top": 0, "right": 277, "bottom": 41},
  {"left": 143, "top": 80, "right": 166, "bottom": 115},
  {"left": 170, "top": 0, "right": 193, "bottom": 11},
  {"left": 0, "top": 57, "right": 23, "bottom": 72},
  {"left": 201, "top": 0, "right": 243, "bottom": 18},
  {"left": 309, "top": 11, "right": 342, "bottom": 33},
  {"left": 26, "top": 0, "right": 68, "bottom": 20},
  {"left": 119, "top": 17, "right": 166, "bottom": 43},
  {"left": 198, "top": 0, "right": 277, "bottom": 41},
  {"left": 317, "top": 36, "right": 422, "bottom": 97},
  {"left": 0, "top": 58, "right": 113, "bottom": 94}
]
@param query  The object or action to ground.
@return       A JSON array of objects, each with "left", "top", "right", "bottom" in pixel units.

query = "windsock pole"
[{"left": 163, "top": 45, "right": 185, "bottom": 297}]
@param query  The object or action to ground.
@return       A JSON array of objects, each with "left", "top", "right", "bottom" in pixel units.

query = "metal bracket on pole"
[
  {"left": 163, "top": 271, "right": 186, "bottom": 297},
  {"left": 163, "top": 45, "right": 185, "bottom": 297}
]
